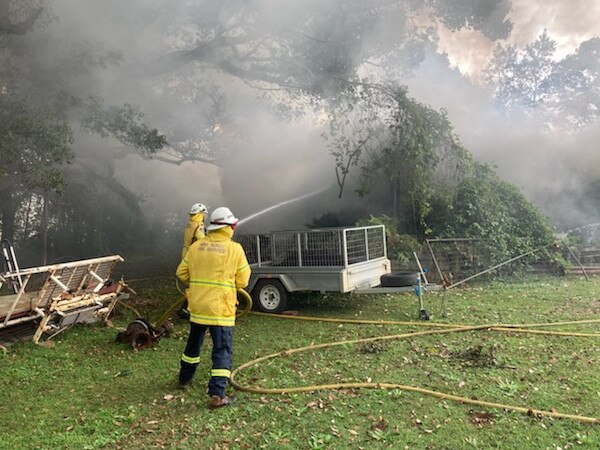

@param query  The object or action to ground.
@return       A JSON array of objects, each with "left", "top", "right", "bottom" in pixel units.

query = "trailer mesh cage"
[{"left": 236, "top": 225, "right": 387, "bottom": 268}]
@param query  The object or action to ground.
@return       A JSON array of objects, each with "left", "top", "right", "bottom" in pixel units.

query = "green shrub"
[{"left": 426, "top": 164, "right": 564, "bottom": 274}]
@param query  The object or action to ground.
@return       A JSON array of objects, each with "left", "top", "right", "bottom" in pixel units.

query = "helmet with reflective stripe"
[
  {"left": 206, "top": 206, "right": 239, "bottom": 231},
  {"left": 190, "top": 203, "right": 208, "bottom": 215}
]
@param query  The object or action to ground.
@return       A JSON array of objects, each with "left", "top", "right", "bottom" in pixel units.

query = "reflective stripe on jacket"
[
  {"left": 181, "top": 213, "right": 206, "bottom": 259},
  {"left": 176, "top": 227, "right": 251, "bottom": 326}
]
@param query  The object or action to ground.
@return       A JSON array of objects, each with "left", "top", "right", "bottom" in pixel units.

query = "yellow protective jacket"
[
  {"left": 181, "top": 213, "right": 206, "bottom": 259},
  {"left": 176, "top": 227, "right": 251, "bottom": 326}
]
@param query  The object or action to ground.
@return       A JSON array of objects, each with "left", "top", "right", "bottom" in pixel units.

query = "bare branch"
[{"left": 106, "top": 145, "right": 220, "bottom": 167}]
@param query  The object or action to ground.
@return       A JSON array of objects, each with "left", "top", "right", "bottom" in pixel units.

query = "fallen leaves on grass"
[
  {"left": 371, "top": 417, "right": 388, "bottom": 431},
  {"left": 469, "top": 410, "right": 495, "bottom": 427},
  {"left": 306, "top": 399, "right": 324, "bottom": 409},
  {"left": 359, "top": 342, "right": 385, "bottom": 354}
]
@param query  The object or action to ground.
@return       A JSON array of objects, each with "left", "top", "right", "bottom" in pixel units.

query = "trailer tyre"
[
  {"left": 380, "top": 272, "right": 419, "bottom": 287},
  {"left": 253, "top": 279, "right": 290, "bottom": 313}
]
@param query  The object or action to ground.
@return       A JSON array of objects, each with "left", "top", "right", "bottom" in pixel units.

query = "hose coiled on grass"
[{"left": 231, "top": 314, "right": 600, "bottom": 424}]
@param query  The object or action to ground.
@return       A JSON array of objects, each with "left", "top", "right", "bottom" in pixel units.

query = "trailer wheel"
[
  {"left": 253, "top": 279, "right": 289, "bottom": 313},
  {"left": 380, "top": 272, "right": 419, "bottom": 287}
]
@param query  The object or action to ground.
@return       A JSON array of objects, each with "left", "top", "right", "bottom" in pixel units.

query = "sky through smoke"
[{"left": 439, "top": 0, "right": 600, "bottom": 77}]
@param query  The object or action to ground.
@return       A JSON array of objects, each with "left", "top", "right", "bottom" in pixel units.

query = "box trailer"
[{"left": 236, "top": 225, "right": 391, "bottom": 312}]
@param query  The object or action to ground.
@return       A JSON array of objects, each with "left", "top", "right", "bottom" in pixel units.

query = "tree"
[
  {"left": 4, "top": 0, "right": 515, "bottom": 171},
  {"left": 1, "top": 0, "right": 517, "bottom": 261},
  {"left": 430, "top": 0, "right": 512, "bottom": 40},
  {"left": 483, "top": 32, "right": 600, "bottom": 129},
  {"left": 0, "top": 0, "right": 43, "bottom": 35},
  {"left": 325, "top": 78, "right": 556, "bottom": 263},
  {"left": 0, "top": 1, "right": 166, "bottom": 260},
  {"left": 555, "top": 38, "right": 600, "bottom": 127},
  {"left": 484, "top": 30, "right": 558, "bottom": 111},
  {"left": 326, "top": 82, "right": 469, "bottom": 236},
  {"left": 147, "top": 0, "right": 512, "bottom": 80},
  {"left": 129, "top": 0, "right": 513, "bottom": 165},
  {"left": 0, "top": 95, "right": 73, "bottom": 242}
]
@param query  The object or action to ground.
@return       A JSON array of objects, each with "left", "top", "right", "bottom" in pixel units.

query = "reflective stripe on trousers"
[{"left": 179, "top": 323, "right": 233, "bottom": 397}]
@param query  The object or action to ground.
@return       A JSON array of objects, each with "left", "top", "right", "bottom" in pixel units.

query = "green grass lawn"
[{"left": 1, "top": 275, "right": 599, "bottom": 449}]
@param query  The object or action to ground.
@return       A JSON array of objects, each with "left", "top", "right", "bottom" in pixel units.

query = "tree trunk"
[
  {"left": 0, "top": 192, "right": 17, "bottom": 243},
  {"left": 392, "top": 179, "right": 398, "bottom": 222},
  {"left": 22, "top": 194, "right": 34, "bottom": 239},
  {"left": 41, "top": 193, "right": 48, "bottom": 265}
]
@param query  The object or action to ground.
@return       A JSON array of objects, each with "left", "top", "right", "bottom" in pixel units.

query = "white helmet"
[
  {"left": 206, "top": 206, "right": 239, "bottom": 231},
  {"left": 189, "top": 203, "right": 208, "bottom": 215}
]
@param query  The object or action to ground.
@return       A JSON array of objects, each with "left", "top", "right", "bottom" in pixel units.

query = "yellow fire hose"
[
  {"left": 116, "top": 288, "right": 253, "bottom": 349},
  {"left": 230, "top": 313, "right": 600, "bottom": 424},
  {"left": 153, "top": 288, "right": 253, "bottom": 328}
]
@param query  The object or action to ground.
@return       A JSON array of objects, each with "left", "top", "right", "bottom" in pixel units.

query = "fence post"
[{"left": 426, "top": 239, "right": 444, "bottom": 285}]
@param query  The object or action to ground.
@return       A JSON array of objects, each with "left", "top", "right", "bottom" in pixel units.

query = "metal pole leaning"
[{"left": 446, "top": 243, "right": 555, "bottom": 290}]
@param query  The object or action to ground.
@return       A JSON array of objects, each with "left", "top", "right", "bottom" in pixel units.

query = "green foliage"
[
  {"left": 145, "top": 0, "right": 513, "bottom": 100},
  {"left": 427, "top": 163, "right": 559, "bottom": 271},
  {"left": 327, "top": 82, "right": 470, "bottom": 236},
  {"left": 356, "top": 214, "right": 420, "bottom": 266},
  {"left": 327, "top": 82, "right": 558, "bottom": 272},
  {"left": 1, "top": 0, "right": 520, "bottom": 262},
  {"left": 0, "top": 96, "right": 74, "bottom": 195},
  {"left": 0, "top": 92, "right": 164, "bottom": 253},
  {"left": 557, "top": 38, "right": 600, "bottom": 127},
  {"left": 81, "top": 98, "right": 167, "bottom": 155},
  {"left": 0, "top": 9, "right": 166, "bottom": 254}
]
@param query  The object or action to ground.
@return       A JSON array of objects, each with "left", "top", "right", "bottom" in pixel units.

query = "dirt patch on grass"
[{"left": 450, "top": 345, "right": 510, "bottom": 368}]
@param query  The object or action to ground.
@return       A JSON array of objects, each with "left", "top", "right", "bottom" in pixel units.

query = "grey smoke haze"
[
  {"left": 405, "top": 47, "right": 600, "bottom": 229},
  {"left": 22, "top": 1, "right": 600, "bottom": 234},
  {"left": 36, "top": 0, "right": 342, "bottom": 232}
]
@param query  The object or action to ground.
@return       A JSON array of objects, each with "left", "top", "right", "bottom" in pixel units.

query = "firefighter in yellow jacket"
[
  {"left": 181, "top": 203, "right": 208, "bottom": 259},
  {"left": 175, "top": 206, "right": 251, "bottom": 408}
]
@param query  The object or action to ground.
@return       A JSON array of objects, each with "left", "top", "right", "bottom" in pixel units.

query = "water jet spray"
[{"left": 237, "top": 186, "right": 329, "bottom": 227}]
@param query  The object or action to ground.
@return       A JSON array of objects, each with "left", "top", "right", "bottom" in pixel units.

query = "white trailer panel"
[{"left": 236, "top": 225, "right": 391, "bottom": 312}]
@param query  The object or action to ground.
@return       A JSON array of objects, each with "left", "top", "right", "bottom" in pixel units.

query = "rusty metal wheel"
[{"left": 129, "top": 329, "right": 154, "bottom": 350}]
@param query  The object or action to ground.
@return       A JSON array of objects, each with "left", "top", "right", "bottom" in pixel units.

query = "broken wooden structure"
[{"left": 1, "top": 246, "right": 127, "bottom": 344}]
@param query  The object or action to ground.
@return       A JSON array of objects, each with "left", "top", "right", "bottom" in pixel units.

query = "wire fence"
[{"left": 411, "top": 224, "right": 600, "bottom": 287}]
